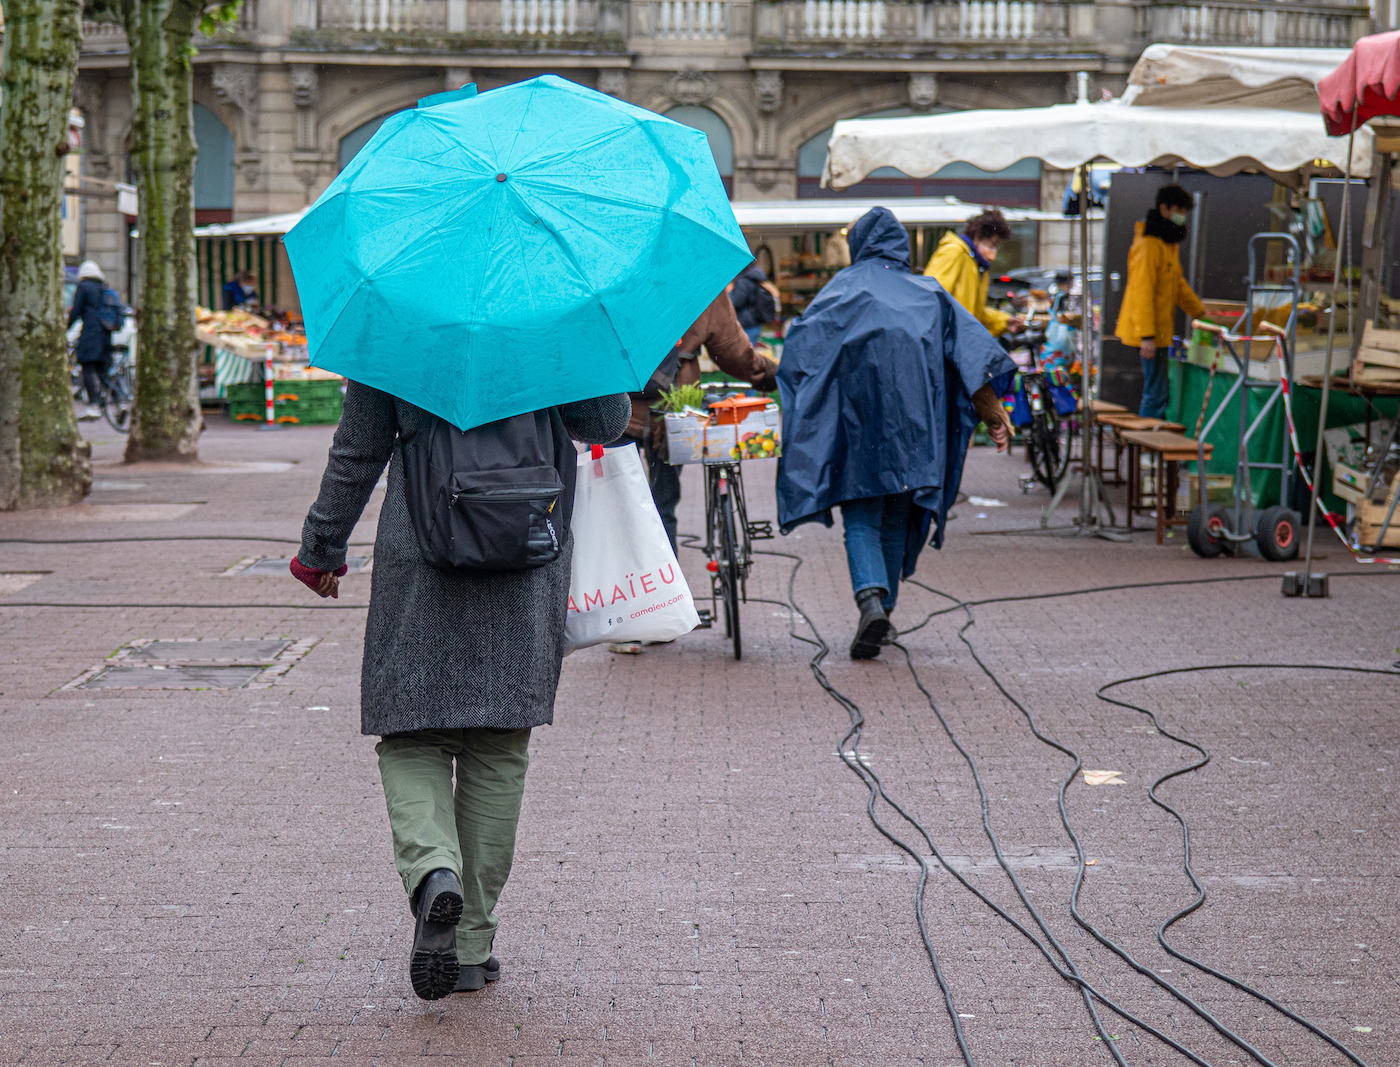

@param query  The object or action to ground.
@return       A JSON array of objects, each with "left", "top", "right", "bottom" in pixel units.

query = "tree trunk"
[
  {"left": 122, "top": 0, "right": 203, "bottom": 463},
  {"left": 0, "top": 0, "right": 91, "bottom": 509}
]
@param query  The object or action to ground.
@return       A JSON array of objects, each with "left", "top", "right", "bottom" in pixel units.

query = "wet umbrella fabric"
[{"left": 284, "top": 75, "right": 751, "bottom": 431}]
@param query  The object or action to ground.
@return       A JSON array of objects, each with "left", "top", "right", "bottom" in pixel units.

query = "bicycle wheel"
[
  {"left": 717, "top": 479, "right": 742, "bottom": 661},
  {"left": 102, "top": 372, "right": 133, "bottom": 433},
  {"left": 1027, "top": 407, "right": 1064, "bottom": 491}
]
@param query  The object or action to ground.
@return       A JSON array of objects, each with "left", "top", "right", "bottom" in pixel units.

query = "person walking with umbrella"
[{"left": 286, "top": 77, "right": 752, "bottom": 1001}]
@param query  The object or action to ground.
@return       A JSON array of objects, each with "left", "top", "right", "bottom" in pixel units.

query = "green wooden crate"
[{"left": 227, "top": 381, "right": 344, "bottom": 425}]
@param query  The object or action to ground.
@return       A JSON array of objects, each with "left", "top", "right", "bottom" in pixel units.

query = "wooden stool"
[
  {"left": 1120, "top": 430, "right": 1214, "bottom": 544},
  {"left": 1094, "top": 414, "right": 1185, "bottom": 487},
  {"left": 1074, "top": 400, "right": 1130, "bottom": 481}
]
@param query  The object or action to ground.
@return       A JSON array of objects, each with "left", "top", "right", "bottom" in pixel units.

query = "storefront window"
[
  {"left": 665, "top": 105, "right": 733, "bottom": 198},
  {"left": 193, "top": 103, "right": 234, "bottom": 224}
]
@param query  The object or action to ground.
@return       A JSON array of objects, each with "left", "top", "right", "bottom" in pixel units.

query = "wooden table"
[
  {"left": 1090, "top": 414, "right": 1185, "bottom": 487},
  {"left": 1120, "top": 430, "right": 1214, "bottom": 545}
]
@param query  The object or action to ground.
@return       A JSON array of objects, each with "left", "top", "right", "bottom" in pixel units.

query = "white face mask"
[{"left": 1169, "top": 211, "right": 1188, "bottom": 227}]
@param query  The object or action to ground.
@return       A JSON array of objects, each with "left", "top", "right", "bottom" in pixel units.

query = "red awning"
[{"left": 1319, "top": 30, "right": 1400, "bottom": 136}]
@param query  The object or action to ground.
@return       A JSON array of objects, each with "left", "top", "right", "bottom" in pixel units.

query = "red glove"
[{"left": 290, "top": 557, "right": 347, "bottom": 598}]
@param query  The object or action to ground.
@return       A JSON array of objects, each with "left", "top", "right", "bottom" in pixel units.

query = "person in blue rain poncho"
[{"left": 775, "top": 207, "right": 1017, "bottom": 660}]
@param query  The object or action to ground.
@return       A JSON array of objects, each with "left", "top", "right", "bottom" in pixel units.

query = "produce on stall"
[{"left": 195, "top": 307, "right": 344, "bottom": 424}]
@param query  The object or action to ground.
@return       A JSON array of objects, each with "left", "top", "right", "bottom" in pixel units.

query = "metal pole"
[
  {"left": 1079, "top": 164, "right": 1095, "bottom": 529},
  {"left": 1300, "top": 105, "right": 1358, "bottom": 594}
]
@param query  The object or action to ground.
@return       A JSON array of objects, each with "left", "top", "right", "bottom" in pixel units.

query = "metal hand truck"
[{"left": 1186, "top": 233, "right": 1303, "bottom": 561}]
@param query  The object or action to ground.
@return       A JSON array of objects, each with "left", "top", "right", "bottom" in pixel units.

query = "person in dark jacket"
[
  {"left": 729, "top": 262, "right": 775, "bottom": 343},
  {"left": 775, "top": 207, "right": 1016, "bottom": 659},
  {"left": 222, "top": 271, "right": 258, "bottom": 310},
  {"left": 622, "top": 291, "right": 777, "bottom": 554},
  {"left": 68, "top": 260, "right": 112, "bottom": 419},
  {"left": 291, "top": 385, "right": 630, "bottom": 1001}
]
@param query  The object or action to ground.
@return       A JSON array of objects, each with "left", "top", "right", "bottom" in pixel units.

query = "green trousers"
[{"left": 375, "top": 727, "right": 531, "bottom": 966}]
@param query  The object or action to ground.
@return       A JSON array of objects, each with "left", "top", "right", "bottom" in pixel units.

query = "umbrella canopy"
[
  {"left": 1125, "top": 44, "right": 1348, "bottom": 111},
  {"left": 1318, "top": 30, "right": 1400, "bottom": 135},
  {"left": 284, "top": 75, "right": 751, "bottom": 432},
  {"left": 822, "top": 102, "right": 1372, "bottom": 190}
]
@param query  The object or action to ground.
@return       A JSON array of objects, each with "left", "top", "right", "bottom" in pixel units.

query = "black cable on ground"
[
  {"left": 910, "top": 575, "right": 1392, "bottom": 1067},
  {"left": 753, "top": 549, "right": 1223, "bottom": 1067},
  {"left": 0, "top": 535, "right": 376, "bottom": 546},
  {"left": 0, "top": 602, "right": 367, "bottom": 610},
  {"left": 1096, "top": 664, "right": 1396, "bottom": 1067}
]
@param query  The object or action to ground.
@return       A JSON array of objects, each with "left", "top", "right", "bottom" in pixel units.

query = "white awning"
[
  {"left": 823, "top": 103, "right": 1372, "bottom": 191},
  {"left": 195, "top": 210, "right": 309, "bottom": 238},
  {"left": 197, "top": 199, "right": 1086, "bottom": 243},
  {"left": 1124, "top": 44, "right": 1349, "bottom": 110},
  {"left": 729, "top": 198, "right": 1092, "bottom": 231}
]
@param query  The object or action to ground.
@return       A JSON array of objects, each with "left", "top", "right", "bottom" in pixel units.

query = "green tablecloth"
[{"left": 1164, "top": 360, "right": 1396, "bottom": 511}]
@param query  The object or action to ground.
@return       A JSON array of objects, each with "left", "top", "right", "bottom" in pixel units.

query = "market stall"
[
  {"left": 195, "top": 306, "right": 343, "bottom": 425},
  {"left": 821, "top": 66, "right": 1370, "bottom": 538}
]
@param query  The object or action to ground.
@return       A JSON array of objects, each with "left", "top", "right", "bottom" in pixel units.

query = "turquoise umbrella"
[{"left": 284, "top": 75, "right": 752, "bottom": 431}]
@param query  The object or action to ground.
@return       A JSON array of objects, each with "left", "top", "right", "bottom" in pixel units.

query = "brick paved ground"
[{"left": 1, "top": 414, "right": 1395, "bottom": 1066}]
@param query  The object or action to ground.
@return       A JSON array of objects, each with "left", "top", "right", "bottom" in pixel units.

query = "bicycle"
[
  {"left": 999, "top": 326, "right": 1076, "bottom": 493},
  {"left": 70, "top": 344, "right": 135, "bottom": 433},
  {"left": 698, "top": 391, "right": 776, "bottom": 661}
]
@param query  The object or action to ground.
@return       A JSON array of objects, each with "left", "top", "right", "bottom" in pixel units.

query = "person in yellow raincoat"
[
  {"left": 924, "top": 209, "right": 1022, "bottom": 338},
  {"left": 1113, "top": 185, "right": 1205, "bottom": 418}
]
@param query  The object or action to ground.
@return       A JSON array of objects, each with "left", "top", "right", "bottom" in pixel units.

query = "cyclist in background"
[{"left": 68, "top": 260, "right": 112, "bottom": 421}]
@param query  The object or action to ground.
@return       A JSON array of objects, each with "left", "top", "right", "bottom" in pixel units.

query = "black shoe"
[
  {"left": 454, "top": 954, "right": 501, "bottom": 993},
  {"left": 850, "top": 589, "right": 891, "bottom": 660},
  {"left": 409, "top": 869, "right": 463, "bottom": 1001}
]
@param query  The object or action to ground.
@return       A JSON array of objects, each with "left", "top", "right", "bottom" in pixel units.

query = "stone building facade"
[{"left": 76, "top": 0, "right": 1372, "bottom": 299}]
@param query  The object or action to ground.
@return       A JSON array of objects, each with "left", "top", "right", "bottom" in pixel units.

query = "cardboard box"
[
  {"left": 1177, "top": 473, "right": 1234, "bottom": 512},
  {"left": 705, "top": 405, "right": 781, "bottom": 463},
  {"left": 662, "top": 411, "right": 709, "bottom": 465}
]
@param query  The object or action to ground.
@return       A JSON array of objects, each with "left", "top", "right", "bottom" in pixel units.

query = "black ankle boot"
[
  {"left": 850, "top": 589, "right": 891, "bottom": 660},
  {"left": 409, "top": 868, "right": 463, "bottom": 1001}
]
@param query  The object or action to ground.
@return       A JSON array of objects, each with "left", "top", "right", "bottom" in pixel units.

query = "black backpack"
[{"left": 401, "top": 408, "right": 577, "bottom": 572}]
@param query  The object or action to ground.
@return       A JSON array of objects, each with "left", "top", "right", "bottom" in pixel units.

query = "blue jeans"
[
  {"left": 840, "top": 492, "right": 913, "bottom": 612},
  {"left": 1139, "top": 352, "right": 1169, "bottom": 419},
  {"left": 744, "top": 324, "right": 763, "bottom": 344}
]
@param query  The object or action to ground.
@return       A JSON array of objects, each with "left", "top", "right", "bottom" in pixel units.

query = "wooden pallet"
[{"left": 1355, "top": 321, "right": 1400, "bottom": 384}]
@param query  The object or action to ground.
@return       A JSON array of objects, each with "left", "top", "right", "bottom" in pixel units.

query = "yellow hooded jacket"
[
  {"left": 1114, "top": 221, "right": 1205, "bottom": 348},
  {"left": 924, "top": 231, "right": 1009, "bottom": 337}
]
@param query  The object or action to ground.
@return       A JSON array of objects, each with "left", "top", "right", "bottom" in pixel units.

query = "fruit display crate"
[{"left": 227, "top": 380, "right": 344, "bottom": 425}]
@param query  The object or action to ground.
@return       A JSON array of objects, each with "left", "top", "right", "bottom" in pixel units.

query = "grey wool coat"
[{"left": 298, "top": 382, "right": 631, "bottom": 736}]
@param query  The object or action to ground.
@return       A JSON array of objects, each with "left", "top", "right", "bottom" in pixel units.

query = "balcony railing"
[
  {"left": 1135, "top": 1, "right": 1364, "bottom": 48},
  {"left": 294, "top": 0, "right": 614, "bottom": 36},
  {"left": 756, "top": 1, "right": 1068, "bottom": 44},
  {"left": 654, "top": 1, "right": 731, "bottom": 38}
]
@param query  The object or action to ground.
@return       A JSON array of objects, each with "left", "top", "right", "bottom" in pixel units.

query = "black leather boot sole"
[
  {"left": 454, "top": 954, "right": 502, "bottom": 993},
  {"left": 409, "top": 869, "right": 463, "bottom": 1001},
  {"left": 850, "top": 591, "right": 891, "bottom": 660}
]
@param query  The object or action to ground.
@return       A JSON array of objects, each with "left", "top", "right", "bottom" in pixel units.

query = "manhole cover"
[
  {"left": 62, "top": 637, "right": 318, "bottom": 692},
  {"left": 81, "top": 664, "right": 266, "bottom": 689},
  {"left": 221, "top": 555, "right": 371, "bottom": 577},
  {"left": 126, "top": 638, "right": 291, "bottom": 663}
]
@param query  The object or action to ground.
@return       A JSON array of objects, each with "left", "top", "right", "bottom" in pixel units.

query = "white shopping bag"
[{"left": 564, "top": 445, "right": 700, "bottom": 653}]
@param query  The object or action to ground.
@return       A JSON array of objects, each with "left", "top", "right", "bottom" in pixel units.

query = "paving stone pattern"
[{"left": 1, "top": 416, "right": 1395, "bottom": 1065}]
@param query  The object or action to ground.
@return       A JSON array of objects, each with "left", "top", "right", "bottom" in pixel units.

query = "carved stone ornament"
[
  {"left": 909, "top": 73, "right": 938, "bottom": 110},
  {"left": 212, "top": 64, "right": 259, "bottom": 141},
  {"left": 753, "top": 71, "right": 783, "bottom": 114},
  {"left": 597, "top": 70, "right": 627, "bottom": 98},
  {"left": 290, "top": 64, "right": 319, "bottom": 110},
  {"left": 238, "top": 152, "right": 262, "bottom": 189},
  {"left": 665, "top": 69, "right": 715, "bottom": 107}
]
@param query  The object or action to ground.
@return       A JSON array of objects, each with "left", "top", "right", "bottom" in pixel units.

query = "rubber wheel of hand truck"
[
  {"left": 1187, "top": 503, "right": 1227, "bottom": 558},
  {"left": 1254, "top": 505, "right": 1300, "bottom": 562}
]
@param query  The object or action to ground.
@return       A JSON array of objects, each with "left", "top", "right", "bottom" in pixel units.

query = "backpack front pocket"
[{"left": 445, "top": 465, "right": 564, "bottom": 570}]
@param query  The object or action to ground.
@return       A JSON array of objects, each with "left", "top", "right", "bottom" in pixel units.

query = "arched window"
[
  {"left": 665, "top": 105, "right": 733, "bottom": 198},
  {"left": 340, "top": 112, "right": 401, "bottom": 170},
  {"left": 797, "top": 108, "right": 1041, "bottom": 205},
  {"left": 192, "top": 103, "right": 234, "bottom": 224}
]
